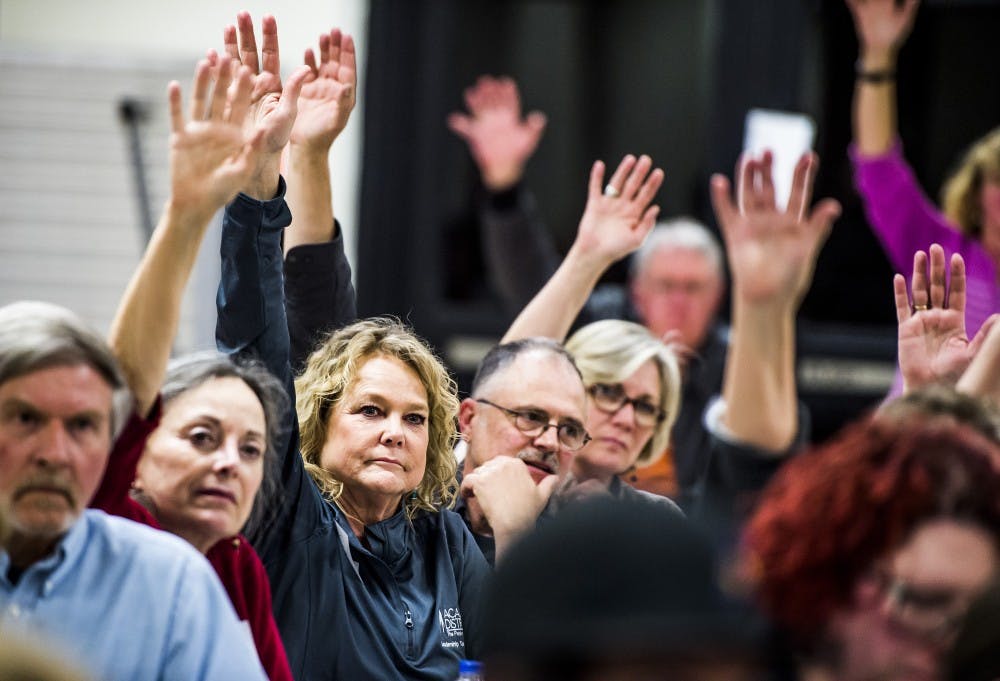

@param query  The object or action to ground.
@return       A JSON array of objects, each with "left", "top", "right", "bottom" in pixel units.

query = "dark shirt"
[{"left": 216, "top": 185, "right": 490, "bottom": 681}]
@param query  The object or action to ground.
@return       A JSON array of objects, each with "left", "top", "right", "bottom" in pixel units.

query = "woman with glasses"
[
  {"left": 745, "top": 414, "right": 1000, "bottom": 680},
  {"left": 500, "top": 154, "right": 683, "bottom": 507}
]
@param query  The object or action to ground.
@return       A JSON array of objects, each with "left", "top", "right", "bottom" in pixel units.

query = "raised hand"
[
  {"left": 447, "top": 76, "right": 547, "bottom": 191},
  {"left": 500, "top": 153, "right": 663, "bottom": 344},
  {"left": 710, "top": 151, "right": 841, "bottom": 307},
  {"left": 570, "top": 154, "right": 664, "bottom": 268},
  {"left": 846, "top": 0, "right": 919, "bottom": 59},
  {"left": 219, "top": 12, "right": 310, "bottom": 161},
  {"left": 290, "top": 28, "right": 357, "bottom": 153},
  {"left": 895, "top": 244, "right": 999, "bottom": 392},
  {"left": 169, "top": 57, "right": 260, "bottom": 219}
]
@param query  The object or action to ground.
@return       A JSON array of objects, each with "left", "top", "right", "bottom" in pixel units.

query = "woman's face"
[
  {"left": 573, "top": 359, "right": 662, "bottom": 482},
  {"left": 979, "top": 179, "right": 1000, "bottom": 263},
  {"left": 320, "top": 354, "right": 430, "bottom": 508},
  {"left": 829, "top": 518, "right": 999, "bottom": 681},
  {"left": 136, "top": 377, "right": 267, "bottom": 552}
]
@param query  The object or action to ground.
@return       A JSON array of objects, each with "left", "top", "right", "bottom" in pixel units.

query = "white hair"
[{"left": 630, "top": 217, "right": 724, "bottom": 281}]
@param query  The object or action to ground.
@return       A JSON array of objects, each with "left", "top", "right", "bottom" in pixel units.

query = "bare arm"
[
  {"left": 710, "top": 152, "right": 841, "bottom": 451},
  {"left": 847, "top": 0, "right": 919, "bottom": 156},
  {"left": 109, "top": 59, "right": 260, "bottom": 416},
  {"left": 284, "top": 28, "right": 358, "bottom": 253},
  {"left": 501, "top": 155, "right": 663, "bottom": 343},
  {"left": 957, "top": 320, "right": 1000, "bottom": 402}
]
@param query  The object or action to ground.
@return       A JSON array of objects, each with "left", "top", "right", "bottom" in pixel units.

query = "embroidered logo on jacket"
[{"left": 438, "top": 607, "right": 464, "bottom": 648}]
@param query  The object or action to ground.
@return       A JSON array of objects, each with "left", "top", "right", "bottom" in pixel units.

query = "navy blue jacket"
[{"left": 216, "top": 185, "right": 490, "bottom": 680}]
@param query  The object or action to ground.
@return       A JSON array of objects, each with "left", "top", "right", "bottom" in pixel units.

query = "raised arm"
[
  {"left": 895, "top": 244, "right": 1000, "bottom": 393},
  {"left": 215, "top": 12, "right": 308, "bottom": 383},
  {"left": 710, "top": 152, "right": 841, "bottom": 451},
  {"left": 282, "top": 28, "right": 359, "bottom": 370},
  {"left": 449, "top": 76, "right": 558, "bottom": 313},
  {"left": 502, "top": 155, "right": 663, "bottom": 342},
  {"left": 109, "top": 58, "right": 259, "bottom": 416},
  {"left": 847, "top": 0, "right": 919, "bottom": 157},
  {"left": 284, "top": 28, "right": 356, "bottom": 253},
  {"left": 447, "top": 75, "right": 546, "bottom": 193}
]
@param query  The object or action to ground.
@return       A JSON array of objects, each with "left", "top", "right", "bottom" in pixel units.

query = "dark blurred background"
[{"left": 357, "top": 0, "right": 1000, "bottom": 442}]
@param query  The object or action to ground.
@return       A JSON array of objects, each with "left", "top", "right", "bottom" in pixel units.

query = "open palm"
[
  {"left": 895, "top": 246, "right": 998, "bottom": 391},
  {"left": 711, "top": 152, "right": 841, "bottom": 306},
  {"left": 291, "top": 29, "right": 357, "bottom": 151}
]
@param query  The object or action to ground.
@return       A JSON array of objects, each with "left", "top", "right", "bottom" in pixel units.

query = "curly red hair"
[{"left": 743, "top": 416, "right": 1000, "bottom": 643}]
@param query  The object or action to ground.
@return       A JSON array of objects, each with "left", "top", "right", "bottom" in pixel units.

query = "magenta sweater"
[{"left": 851, "top": 142, "right": 998, "bottom": 336}]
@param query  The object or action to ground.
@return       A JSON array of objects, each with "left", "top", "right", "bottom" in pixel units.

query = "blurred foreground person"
[
  {"left": 483, "top": 498, "right": 777, "bottom": 681},
  {"left": 746, "top": 415, "right": 1000, "bottom": 681}
]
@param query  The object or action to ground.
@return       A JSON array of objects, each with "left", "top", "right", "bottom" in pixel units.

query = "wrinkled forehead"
[
  {"left": 638, "top": 245, "right": 723, "bottom": 283},
  {"left": 479, "top": 350, "right": 587, "bottom": 420}
]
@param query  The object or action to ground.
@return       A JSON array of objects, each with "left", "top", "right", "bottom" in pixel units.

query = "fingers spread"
[
  {"left": 304, "top": 48, "right": 319, "bottom": 77},
  {"left": 167, "top": 81, "right": 183, "bottom": 134},
  {"left": 621, "top": 154, "right": 652, "bottom": 201},
  {"left": 605, "top": 154, "right": 637, "bottom": 196},
  {"left": 223, "top": 25, "right": 240, "bottom": 62},
  {"left": 756, "top": 150, "right": 776, "bottom": 210},
  {"left": 189, "top": 59, "right": 212, "bottom": 121},
  {"left": 709, "top": 174, "right": 737, "bottom": 234},
  {"left": 236, "top": 11, "right": 260, "bottom": 73},
  {"left": 806, "top": 198, "right": 841, "bottom": 245},
  {"left": 911, "top": 249, "right": 929, "bottom": 309},
  {"left": 226, "top": 66, "right": 254, "bottom": 125},
  {"left": 446, "top": 113, "right": 473, "bottom": 139},
  {"left": 947, "top": 252, "right": 966, "bottom": 313},
  {"left": 893, "top": 273, "right": 912, "bottom": 324},
  {"left": 260, "top": 14, "right": 281, "bottom": 77},
  {"left": 588, "top": 160, "right": 606, "bottom": 200},
  {"left": 634, "top": 166, "right": 665, "bottom": 210},
  {"left": 787, "top": 152, "right": 817, "bottom": 219},
  {"left": 341, "top": 33, "right": 358, "bottom": 76},
  {"left": 736, "top": 153, "right": 753, "bottom": 213},
  {"left": 207, "top": 57, "right": 233, "bottom": 120},
  {"left": 928, "top": 243, "right": 947, "bottom": 309}
]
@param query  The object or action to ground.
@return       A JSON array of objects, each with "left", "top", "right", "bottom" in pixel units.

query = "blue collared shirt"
[{"left": 0, "top": 510, "right": 267, "bottom": 681}]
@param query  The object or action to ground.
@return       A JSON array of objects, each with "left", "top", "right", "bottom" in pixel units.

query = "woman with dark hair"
[
  {"left": 745, "top": 416, "right": 1000, "bottom": 680},
  {"left": 88, "top": 49, "right": 308, "bottom": 680}
]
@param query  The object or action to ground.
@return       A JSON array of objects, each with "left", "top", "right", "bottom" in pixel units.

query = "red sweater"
[{"left": 91, "top": 401, "right": 293, "bottom": 681}]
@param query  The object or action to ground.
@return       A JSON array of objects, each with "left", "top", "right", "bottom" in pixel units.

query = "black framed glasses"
[
  {"left": 864, "top": 567, "right": 971, "bottom": 643},
  {"left": 474, "top": 398, "right": 591, "bottom": 451},
  {"left": 587, "top": 383, "right": 666, "bottom": 427}
]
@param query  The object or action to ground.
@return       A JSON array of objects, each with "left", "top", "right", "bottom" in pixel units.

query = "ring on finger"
[
  {"left": 913, "top": 304, "right": 929, "bottom": 312},
  {"left": 603, "top": 184, "right": 621, "bottom": 198}
]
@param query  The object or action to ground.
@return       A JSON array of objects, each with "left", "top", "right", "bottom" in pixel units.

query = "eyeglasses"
[
  {"left": 587, "top": 383, "right": 666, "bottom": 427},
  {"left": 865, "top": 567, "right": 971, "bottom": 643},
  {"left": 474, "top": 399, "right": 591, "bottom": 451}
]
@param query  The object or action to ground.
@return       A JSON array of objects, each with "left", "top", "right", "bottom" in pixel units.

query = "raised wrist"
[{"left": 858, "top": 49, "right": 897, "bottom": 72}]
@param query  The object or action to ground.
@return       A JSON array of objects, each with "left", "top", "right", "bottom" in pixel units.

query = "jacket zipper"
[{"left": 404, "top": 607, "right": 414, "bottom": 656}]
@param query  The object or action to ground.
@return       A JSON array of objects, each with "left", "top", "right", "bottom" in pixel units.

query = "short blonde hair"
[
  {"left": 295, "top": 318, "right": 460, "bottom": 516},
  {"left": 565, "top": 320, "right": 682, "bottom": 467},
  {"left": 942, "top": 126, "right": 1000, "bottom": 239}
]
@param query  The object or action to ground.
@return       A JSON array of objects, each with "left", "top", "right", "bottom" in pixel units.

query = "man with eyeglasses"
[{"left": 456, "top": 338, "right": 589, "bottom": 564}]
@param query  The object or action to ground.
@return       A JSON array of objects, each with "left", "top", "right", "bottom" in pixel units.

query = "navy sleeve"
[
  {"left": 284, "top": 224, "right": 357, "bottom": 374},
  {"left": 478, "top": 183, "right": 561, "bottom": 316},
  {"left": 215, "top": 181, "right": 326, "bottom": 559}
]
